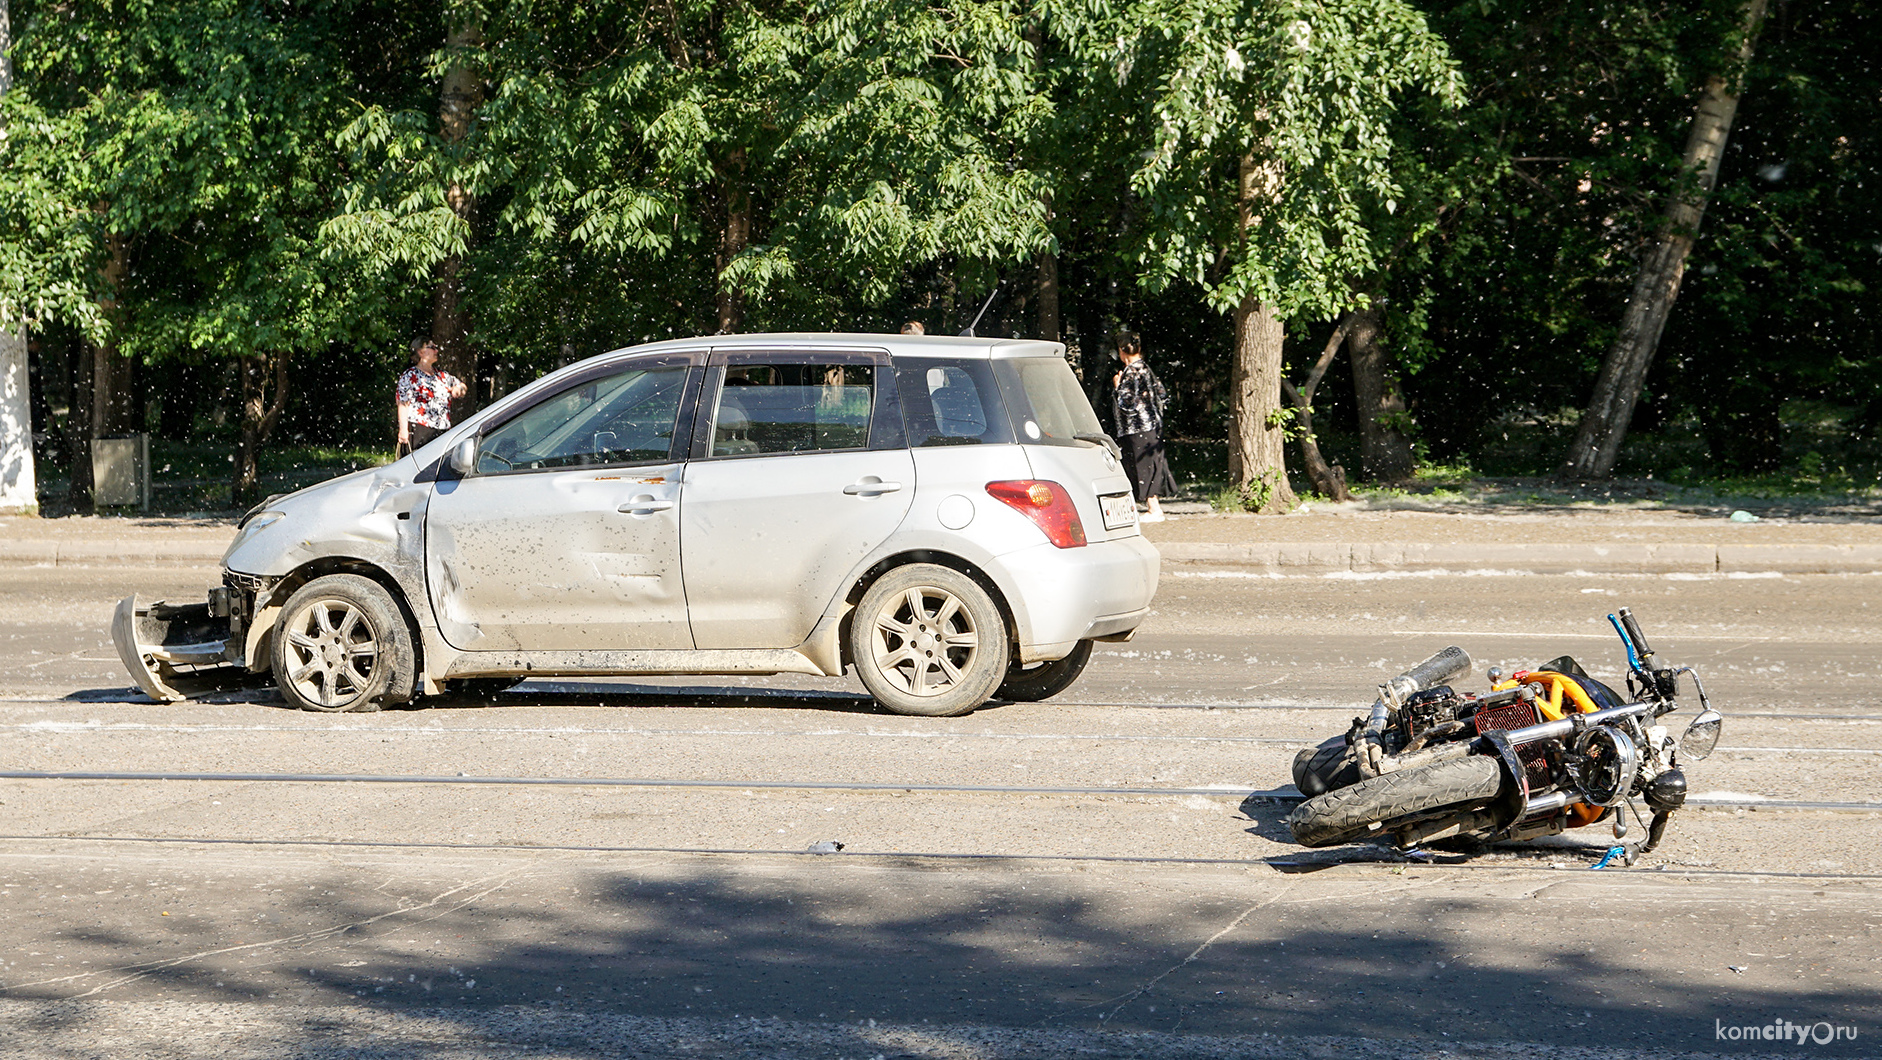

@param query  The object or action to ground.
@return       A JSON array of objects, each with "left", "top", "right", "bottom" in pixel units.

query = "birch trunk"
[
  {"left": 0, "top": 0, "right": 37, "bottom": 514},
  {"left": 1561, "top": 0, "right": 1768, "bottom": 479}
]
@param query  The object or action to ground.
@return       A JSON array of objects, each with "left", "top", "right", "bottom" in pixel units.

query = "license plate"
[{"left": 1100, "top": 492, "right": 1137, "bottom": 530}]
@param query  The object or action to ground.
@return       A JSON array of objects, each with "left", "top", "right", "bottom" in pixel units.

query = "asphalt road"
[{"left": 1, "top": 562, "right": 1878, "bottom": 1058}]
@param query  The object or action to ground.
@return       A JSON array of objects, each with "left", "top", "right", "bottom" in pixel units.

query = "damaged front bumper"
[{"left": 111, "top": 589, "right": 256, "bottom": 702}]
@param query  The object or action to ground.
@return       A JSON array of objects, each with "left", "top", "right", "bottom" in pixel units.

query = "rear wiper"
[{"left": 1076, "top": 432, "right": 1122, "bottom": 458}]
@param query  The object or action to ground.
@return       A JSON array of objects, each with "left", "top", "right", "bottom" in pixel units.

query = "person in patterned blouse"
[
  {"left": 1110, "top": 330, "right": 1175, "bottom": 522},
  {"left": 395, "top": 338, "right": 467, "bottom": 457}
]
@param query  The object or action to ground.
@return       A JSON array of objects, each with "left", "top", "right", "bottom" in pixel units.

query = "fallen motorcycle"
[{"left": 1285, "top": 608, "right": 1722, "bottom": 856}]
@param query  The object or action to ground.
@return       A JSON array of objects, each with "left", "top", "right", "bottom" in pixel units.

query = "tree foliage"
[{"left": 2, "top": 0, "right": 1876, "bottom": 508}]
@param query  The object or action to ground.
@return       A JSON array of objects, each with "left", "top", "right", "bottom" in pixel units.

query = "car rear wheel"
[
  {"left": 996, "top": 639, "right": 1094, "bottom": 702},
  {"left": 850, "top": 564, "right": 1009, "bottom": 717},
  {"left": 270, "top": 574, "right": 414, "bottom": 713}
]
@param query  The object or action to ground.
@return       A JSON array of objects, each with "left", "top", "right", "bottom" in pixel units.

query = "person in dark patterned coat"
[{"left": 1110, "top": 330, "right": 1175, "bottom": 521}]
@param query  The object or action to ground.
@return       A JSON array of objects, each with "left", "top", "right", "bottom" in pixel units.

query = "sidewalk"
[
  {"left": 4, "top": 506, "right": 1881, "bottom": 572},
  {"left": 1144, "top": 502, "right": 1882, "bottom": 574}
]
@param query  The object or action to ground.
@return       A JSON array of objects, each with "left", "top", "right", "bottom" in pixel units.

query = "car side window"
[
  {"left": 895, "top": 359, "right": 1015, "bottom": 447},
  {"left": 710, "top": 363, "right": 875, "bottom": 456},
  {"left": 477, "top": 366, "right": 687, "bottom": 473}
]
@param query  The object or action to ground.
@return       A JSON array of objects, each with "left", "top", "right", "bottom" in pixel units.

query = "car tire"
[
  {"left": 850, "top": 563, "right": 1009, "bottom": 717},
  {"left": 996, "top": 639, "right": 1094, "bottom": 702},
  {"left": 270, "top": 574, "right": 414, "bottom": 714}
]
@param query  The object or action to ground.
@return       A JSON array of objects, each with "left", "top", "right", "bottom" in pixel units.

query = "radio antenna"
[{"left": 959, "top": 282, "right": 1002, "bottom": 337}]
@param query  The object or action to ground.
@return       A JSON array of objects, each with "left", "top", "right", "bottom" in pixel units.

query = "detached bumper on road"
[{"left": 110, "top": 594, "right": 245, "bottom": 702}]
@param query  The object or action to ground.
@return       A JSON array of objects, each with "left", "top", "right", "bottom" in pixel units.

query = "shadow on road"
[{"left": 2, "top": 855, "right": 1873, "bottom": 1057}]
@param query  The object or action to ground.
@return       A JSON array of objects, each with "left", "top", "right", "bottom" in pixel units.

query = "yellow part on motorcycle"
[
  {"left": 1491, "top": 670, "right": 1607, "bottom": 828},
  {"left": 1492, "top": 670, "right": 1601, "bottom": 721}
]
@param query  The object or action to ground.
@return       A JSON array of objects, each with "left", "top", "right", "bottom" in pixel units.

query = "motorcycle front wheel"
[{"left": 1287, "top": 756, "right": 1505, "bottom": 848}]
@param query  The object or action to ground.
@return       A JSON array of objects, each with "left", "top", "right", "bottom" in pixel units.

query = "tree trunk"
[
  {"left": 1561, "top": 0, "right": 1768, "bottom": 479},
  {"left": 1227, "top": 295, "right": 1297, "bottom": 512},
  {"left": 1282, "top": 317, "right": 1354, "bottom": 502},
  {"left": 68, "top": 228, "right": 133, "bottom": 511},
  {"left": 1035, "top": 248, "right": 1061, "bottom": 344},
  {"left": 0, "top": 327, "right": 31, "bottom": 515},
  {"left": 430, "top": 12, "right": 483, "bottom": 407},
  {"left": 1346, "top": 304, "right": 1416, "bottom": 482},
  {"left": 66, "top": 334, "right": 93, "bottom": 509},
  {"left": 1225, "top": 150, "right": 1296, "bottom": 512},
  {"left": 233, "top": 350, "right": 290, "bottom": 508},
  {"left": 713, "top": 148, "right": 751, "bottom": 333},
  {"left": 0, "top": 0, "right": 37, "bottom": 514},
  {"left": 91, "top": 232, "right": 138, "bottom": 437}
]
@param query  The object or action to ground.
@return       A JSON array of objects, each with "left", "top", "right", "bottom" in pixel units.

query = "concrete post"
[{"left": 0, "top": 327, "right": 36, "bottom": 515}]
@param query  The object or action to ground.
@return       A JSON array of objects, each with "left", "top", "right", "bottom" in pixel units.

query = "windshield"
[
  {"left": 999, "top": 357, "right": 1105, "bottom": 445},
  {"left": 477, "top": 367, "right": 687, "bottom": 472}
]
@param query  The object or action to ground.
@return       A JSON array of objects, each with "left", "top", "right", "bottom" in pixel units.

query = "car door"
[
  {"left": 680, "top": 349, "right": 915, "bottom": 649},
  {"left": 425, "top": 354, "right": 701, "bottom": 652}
]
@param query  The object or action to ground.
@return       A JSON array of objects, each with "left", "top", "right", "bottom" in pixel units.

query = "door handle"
[
  {"left": 842, "top": 479, "right": 904, "bottom": 496},
  {"left": 618, "top": 495, "right": 675, "bottom": 514}
]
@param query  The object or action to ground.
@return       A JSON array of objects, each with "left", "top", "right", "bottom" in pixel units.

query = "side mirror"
[
  {"left": 448, "top": 438, "right": 478, "bottom": 475},
  {"left": 1679, "top": 708, "right": 1723, "bottom": 761}
]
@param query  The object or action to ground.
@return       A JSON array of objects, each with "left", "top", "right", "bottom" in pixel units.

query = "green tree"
[
  {"left": 1560, "top": 0, "right": 1770, "bottom": 478},
  {"left": 13, "top": 0, "right": 408, "bottom": 505},
  {"left": 1053, "top": 0, "right": 1461, "bottom": 509}
]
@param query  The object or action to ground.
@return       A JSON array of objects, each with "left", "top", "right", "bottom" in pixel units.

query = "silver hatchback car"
[{"left": 114, "top": 333, "right": 1160, "bottom": 716}]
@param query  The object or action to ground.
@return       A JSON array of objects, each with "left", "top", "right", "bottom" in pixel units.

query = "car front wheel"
[
  {"left": 850, "top": 564, "right": 1009, "bottom": 717},
  {"left": 270, "top": 574, "right": 414, "bottom": 713}
]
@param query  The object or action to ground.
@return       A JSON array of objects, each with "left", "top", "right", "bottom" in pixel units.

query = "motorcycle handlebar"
[{"left": 1618, "top": 607, "right": 1655, "bottom": 662}]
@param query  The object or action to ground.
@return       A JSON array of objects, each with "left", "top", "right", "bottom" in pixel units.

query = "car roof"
[{"left": 606, "top": 332, "right": 1066, "bottom": 361}]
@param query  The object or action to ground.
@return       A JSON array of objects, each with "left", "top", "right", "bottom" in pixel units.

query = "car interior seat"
[{"left": 713, "top": 393, "right": 761, "bottom": 456}]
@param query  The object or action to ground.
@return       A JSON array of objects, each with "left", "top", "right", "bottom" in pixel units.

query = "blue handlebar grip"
[{"left": 1608, "top": 613, "right": 1644, "bottom": 672}]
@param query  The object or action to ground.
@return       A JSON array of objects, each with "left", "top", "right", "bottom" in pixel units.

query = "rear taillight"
[{"left": 986, "top": 480, "right": 1087, "bottom": 548}]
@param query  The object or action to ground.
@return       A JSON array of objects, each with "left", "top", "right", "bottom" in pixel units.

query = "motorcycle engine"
[{"left": 1400, "top": 686, "right": 1468, "bottom": 741}]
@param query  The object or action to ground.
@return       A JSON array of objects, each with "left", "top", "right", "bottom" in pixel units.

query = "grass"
[
  {"left": 1173, "top": 441, "right": 1882, "bottom": 518},
  {"left": 29, "top": 427, "right": 1882, "bottom": 520},
  {"left": 35, "top": 439, "right": 395, "bottom": 517}
]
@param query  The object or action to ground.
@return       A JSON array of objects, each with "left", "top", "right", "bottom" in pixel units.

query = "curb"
[
  {"left": 1157, "top": 542, "right": 1882, "bottom": 574},
  {"left": 0, "top": 541, "right": 228, "bottom": 568}
]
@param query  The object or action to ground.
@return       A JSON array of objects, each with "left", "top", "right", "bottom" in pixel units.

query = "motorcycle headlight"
[{"left": 1679, "top": 709, "right": 1723, "bottom": 761}]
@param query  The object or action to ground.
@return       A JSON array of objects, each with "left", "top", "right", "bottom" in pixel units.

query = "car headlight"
[
  {"left": 226, "top": 511, "right": 286, "bottom": 555},
  {"left": 239, "top": 494, "right": 286, "bottom": 528}
]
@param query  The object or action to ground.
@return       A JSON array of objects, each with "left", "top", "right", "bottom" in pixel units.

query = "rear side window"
[
  {"left": 998, "top": 357, "right": 1105, "bottom": 446},
  {"left": 895, "top": 359, "right": 1015, "bottom": 447},
  {"left": 710, "top": 363, "right": 878, "bottom": 456}
]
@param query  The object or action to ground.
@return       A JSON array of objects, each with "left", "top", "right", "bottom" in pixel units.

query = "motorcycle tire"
[
  {"left": 1291, "top": 736, "right": 1362, "bottom": 797},
  {"left": 1287, "top": 755, "right": 1505, "bottom": 849}
]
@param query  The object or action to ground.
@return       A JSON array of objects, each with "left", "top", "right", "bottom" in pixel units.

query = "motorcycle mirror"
[
  {"left": 448, "top": 438, "right": 478, "bottom": 475},
  {"left": 1680, "top": 708, "right": 1723, "bottom": 761}
]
